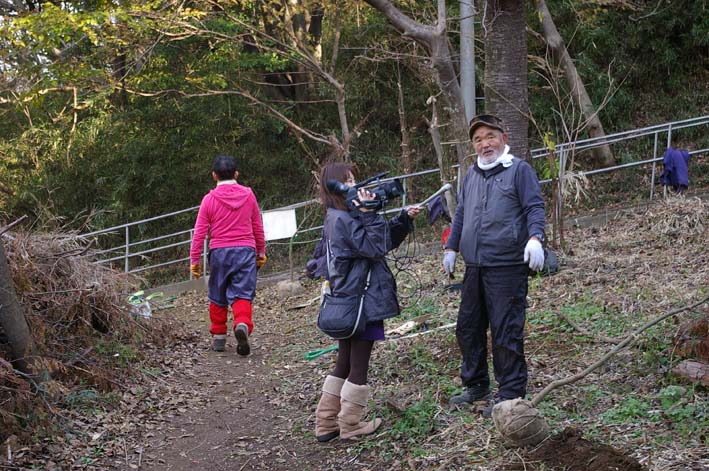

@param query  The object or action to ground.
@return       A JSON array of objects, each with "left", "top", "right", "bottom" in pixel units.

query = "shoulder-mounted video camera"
[{"left": 326, "top": 171, "right": 404, "bottom": 211}]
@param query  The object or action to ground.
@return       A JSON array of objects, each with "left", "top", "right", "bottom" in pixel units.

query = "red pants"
[{"left": 209, "top": 299, "right": 253, "bottom": 335}]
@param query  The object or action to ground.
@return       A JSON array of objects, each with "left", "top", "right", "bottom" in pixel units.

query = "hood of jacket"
[{"left": 209, "top": 182, "right": 253, "bottom": 210}]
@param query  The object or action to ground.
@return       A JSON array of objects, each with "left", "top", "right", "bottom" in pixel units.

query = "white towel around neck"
[{"left": 477, "top": 145, "right": 513, "bottom": 170}]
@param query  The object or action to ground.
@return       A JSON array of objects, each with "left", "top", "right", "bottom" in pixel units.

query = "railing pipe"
[
  {"left": 82, "top": 116, "right": 709, "bottom": 282},
  {"left": 530, "top": 115, "right": 709, "bottom": 158},
  {"left": 93, "top": 228, "right": 194, "bottom": 258},
  {"left": 124, "top": 226, "right": 129, "bottom": 273},
  {"left": 96, "top": 238, "right": 191, "bottom": 265},
  {"left": 130, "top": 256, "right": 191, "bottom": 274},
  {"left": 83, "top": 205, "right": 200, "bottom": 237}
]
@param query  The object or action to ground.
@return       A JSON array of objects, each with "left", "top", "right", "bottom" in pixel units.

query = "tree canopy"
[{"left": 1, "top": 0, "right": 706, "bottom": 227}]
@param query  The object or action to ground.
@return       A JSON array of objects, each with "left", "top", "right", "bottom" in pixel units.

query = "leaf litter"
[{"left": 1, "top": 195, "right": 707, "bottom": 470}]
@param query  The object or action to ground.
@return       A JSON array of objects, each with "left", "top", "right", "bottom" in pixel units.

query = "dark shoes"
[
  {"left": 449, "top": 386, "right": 492, "bottom": 406},
  {"left": 482, "top": 397, "right": 503, "bottom": 418},
  {"left": 234, "top": 323, "right": 250, "bottom": 356},
  {"left": 212, "top": 334, "right": 226, "bottom": 352},
  {"left": 482, "top": 396, "right": 523, "bottom": 418}
]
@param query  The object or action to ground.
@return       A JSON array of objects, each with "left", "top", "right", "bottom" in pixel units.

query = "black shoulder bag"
[{"left": 317, "top": 240, "right": 371, "bottom": 339}]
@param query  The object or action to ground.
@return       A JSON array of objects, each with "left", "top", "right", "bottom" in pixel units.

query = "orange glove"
[
  {"left": 190, "top": 264, "right": 202, "bottom": 279},
  {"left": 256, "top": 254, "right": 267, "bottom": 269}
]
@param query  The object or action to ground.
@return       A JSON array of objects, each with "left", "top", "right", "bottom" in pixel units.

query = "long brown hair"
[{"left": 319, "top": 162, "right": 354, "bottom": 211}]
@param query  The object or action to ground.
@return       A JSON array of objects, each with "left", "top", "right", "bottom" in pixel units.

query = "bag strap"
[
  {"left": 325, "top": 238, "right": 331, "bottom": 277},
  {"left": 362, "top": 265, "right": 372, "bottom": 296}
]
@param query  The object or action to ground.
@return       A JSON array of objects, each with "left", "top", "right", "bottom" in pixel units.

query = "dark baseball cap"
[{"left": 468, "top": 114, "right": 505, "bottom": 139}]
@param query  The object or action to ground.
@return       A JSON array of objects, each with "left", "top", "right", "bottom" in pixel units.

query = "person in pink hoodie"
[{"left": 190, "top": 155, "right": 266, "bottom": 355}]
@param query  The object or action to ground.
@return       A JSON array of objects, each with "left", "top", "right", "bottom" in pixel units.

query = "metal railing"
[{"left": 81, "top": 115, "right": 709, "bottom": 282}]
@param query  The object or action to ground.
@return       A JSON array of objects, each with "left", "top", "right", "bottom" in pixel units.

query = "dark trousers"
[{"left": 456, "top": 264, "right": 528, "bottom": 399}]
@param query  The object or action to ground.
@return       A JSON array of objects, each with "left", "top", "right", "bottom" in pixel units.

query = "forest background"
[{"left": 1, "top": 0, "right": 708, "bottom": 235}]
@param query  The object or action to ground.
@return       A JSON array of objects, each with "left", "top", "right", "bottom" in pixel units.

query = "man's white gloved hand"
[
  {"left": 524, "top": 238, "right": 545, "bottom": 272},
  {"left": 443, "top": 250, "right": 457, "bottom": 274}
]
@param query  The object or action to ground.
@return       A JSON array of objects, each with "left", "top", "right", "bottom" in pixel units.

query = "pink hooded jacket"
[{"left": 190, "top": 181, "right": 266, "bottom": 264}]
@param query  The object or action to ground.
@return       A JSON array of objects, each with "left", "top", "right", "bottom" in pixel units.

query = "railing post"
[
  {"left": 650, "top": 132, "right": 659, "bottom": 200},
  {"left": 457, "top": 165, "right": 462, "bottom": 194},
  {"left": 188, "top": 229, "right": 194, "bottom": 280},
  {"left": 402, "top": 178, "right": 408, "bottom": 207},
  {"left": 664, "top": 124, "right": 672, "bottom": 198},
  {"left": 124, "top": 225, "right": 130, "bottom": 273},
  {"left": 557, "top": 148, "right": 566, "bottom": 249},
  {"left": 202, "top": 238, "right": 208, "bottom": 277}
]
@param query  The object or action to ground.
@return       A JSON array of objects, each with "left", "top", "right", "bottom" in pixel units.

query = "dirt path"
[
  {"left": 100, "top": 199, "right": 708, "bottom": 471},
  {"left": 136, "top": 286, "right": 360, "bottom": 471}
]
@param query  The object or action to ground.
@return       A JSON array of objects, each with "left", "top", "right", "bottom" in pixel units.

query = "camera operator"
[{"left": 313, "top": 162, "right": 420, "bottom": 442}]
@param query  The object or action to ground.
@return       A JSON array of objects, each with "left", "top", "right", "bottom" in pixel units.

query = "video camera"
[{"left": 326, "top": 171, "right": 404, "bottom": 211}]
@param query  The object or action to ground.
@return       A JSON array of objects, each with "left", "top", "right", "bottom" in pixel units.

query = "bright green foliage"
[
  {"left": 94, "top": 338, "right": 139, "bottom": 368},
  {"left": 600, "top": 385, "right": 704, "bottom": 439},
  {"left": 386, "top": 396, "right": 438, "bottom": 442}
]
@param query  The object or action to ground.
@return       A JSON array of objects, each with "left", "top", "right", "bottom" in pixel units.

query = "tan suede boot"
[
  {"left": 338, "top": 380, "right": 382, "bottom": 440},
  {"left": 315, "top": 375, "right": 345, "bottom": 442}
]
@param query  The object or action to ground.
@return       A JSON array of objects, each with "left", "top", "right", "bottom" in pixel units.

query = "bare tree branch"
[{"left": 531, "top": 296, "right": 709, "bottom": 406}]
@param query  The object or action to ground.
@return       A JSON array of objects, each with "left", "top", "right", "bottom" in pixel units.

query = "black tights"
[{"left": 331, "top": 337, "right": 374, "bottom": 385}]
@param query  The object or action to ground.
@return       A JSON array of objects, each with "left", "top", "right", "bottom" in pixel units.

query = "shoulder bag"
[{"left": 317, "top": 239, "right": 371, "bottom": 339}]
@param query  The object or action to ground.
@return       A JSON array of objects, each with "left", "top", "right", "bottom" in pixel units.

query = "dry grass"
[{"left": 0, "top": 229, "right": 192, "bottom": 446}]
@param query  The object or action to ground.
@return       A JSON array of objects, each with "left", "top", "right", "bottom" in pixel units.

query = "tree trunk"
[
  {"left": 482, "top": 0, "right": 529, "bottom": 158},
  {"left": 363, "top": 0, "right": 473, "bottom": 173},
  {"left": 0, "top": 242, "right": 35, "bottom": 376},
  {"left": 427, "top": 97, "right": 457, "bottom": 213},
  {"left": 286, "top": 5, "right": 310, "bottom": 106},
  {"left": 429, "top": 32, "right": 471, "bottom": 173},
  {"left": 397, "top": 65, "right": 412, "bottom": 175},
  {"left": 534, "top": 0, "right": 615, "bottom": 167},
  {"left": 110, "top": 53, "right": 128, "bottom": 108}
]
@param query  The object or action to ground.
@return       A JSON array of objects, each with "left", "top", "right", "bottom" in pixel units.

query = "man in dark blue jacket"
[{"left": 443, "top": 114, "right": 546, "bottom": 418}]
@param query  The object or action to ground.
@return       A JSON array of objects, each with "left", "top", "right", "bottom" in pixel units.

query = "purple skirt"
[{"left": 358, "top": 320, "right": 385, "bottom": 341}]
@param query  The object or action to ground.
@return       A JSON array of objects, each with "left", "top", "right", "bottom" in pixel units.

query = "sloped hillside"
[{"left": 2, "top": 195, "right": 707, "bottom": 470}]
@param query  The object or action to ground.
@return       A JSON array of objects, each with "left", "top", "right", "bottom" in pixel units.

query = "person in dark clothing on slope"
[
  {"left": 443, "top": 114, "right": 546, "bottom": 418},
  {"left": 313, "top": 162, "right": 420, "bottom": 442}
]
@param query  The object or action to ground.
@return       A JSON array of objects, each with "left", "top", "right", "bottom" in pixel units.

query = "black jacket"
[
  {"left": 323, "top": 208, "right": 413, "bottom": 322},
  {"left": 446, "top": 158, "right": 545, "bottom": 266}
]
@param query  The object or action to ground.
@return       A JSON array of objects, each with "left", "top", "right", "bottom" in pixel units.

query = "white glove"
[
  {"left": 524, "top": 238, "right": 545, "bottom": 272},
  {"left": 443, "top": 250, "right": 457, "bottom": 274}
]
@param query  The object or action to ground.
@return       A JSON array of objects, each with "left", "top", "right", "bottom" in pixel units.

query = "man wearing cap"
[{"left": 443, "top": 114, "right": 546, "bottom": 418}]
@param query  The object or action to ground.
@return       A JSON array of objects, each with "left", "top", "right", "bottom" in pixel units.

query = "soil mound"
[{"left": 527, "top": 428, "right": 644, "bottom": 471}]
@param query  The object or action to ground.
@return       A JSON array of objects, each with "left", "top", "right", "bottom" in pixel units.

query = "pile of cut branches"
[{"left": 0, "top": 227, "right": 189, "bottom": 445}]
